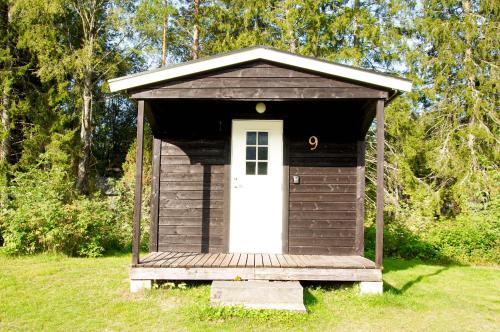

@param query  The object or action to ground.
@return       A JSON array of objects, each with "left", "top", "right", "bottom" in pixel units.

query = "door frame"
[{"left": 226, "top": 118, "right": 288, "bottom": 254}]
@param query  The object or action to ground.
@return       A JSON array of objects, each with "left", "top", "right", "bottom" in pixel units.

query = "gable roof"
[{"left": 108, "top": 46, "right": 412, "bottom": 93}]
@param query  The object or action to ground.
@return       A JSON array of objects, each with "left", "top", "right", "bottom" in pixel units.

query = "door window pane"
[
  {"left": 246, "top": 162, "right": 256, "bottom": 175},
  {"left": 258, "top": 147, "right": 268, "bottom": 161},
  {"left": 246, "top": 132, "right": 256, "bottom": 145},
  {"left": 257, "top": 162, "right": 268, "bottom": 175},
  {"left": 258, "top": 132, "right": 268, "bottom": 145},
  {"left": 246, "top": 147, "right": 256, "bottom": 160},
  {"left": 245, "top": 130, "right": 269, "bottom": 176}
]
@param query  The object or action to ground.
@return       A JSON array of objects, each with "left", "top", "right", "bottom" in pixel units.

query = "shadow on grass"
[
  {"left": 301, "top": 281, "right": 356, "bottom": 310},
  {"left": 383, "top": 265, "right": 449, "bottom": 294}
]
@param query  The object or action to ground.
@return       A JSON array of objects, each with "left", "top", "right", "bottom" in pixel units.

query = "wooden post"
[
  {"left": 150, "top": 137, "right": 161, "bottom": 252},
  {"left": 375, "top": 99, "right": 385, "bottom": 268},
  {"left": 355, "top": 140, "right": 365, "bottom": 256},
  {"left": 132, "top": 100, "right": 145, "bottom": 265}
]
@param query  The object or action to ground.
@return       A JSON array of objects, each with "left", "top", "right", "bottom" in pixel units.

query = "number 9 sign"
[{"left": 309, "top": 136, "right": 318, "bottom": 150}]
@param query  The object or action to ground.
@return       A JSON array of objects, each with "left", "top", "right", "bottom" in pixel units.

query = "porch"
[{"left": 130, "top": 251, "right": 381, "bottom": 282}]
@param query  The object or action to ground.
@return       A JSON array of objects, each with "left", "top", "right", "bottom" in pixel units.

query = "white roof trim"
[{"left": 109, "top": 47, "right": 412, "bottom": 93}]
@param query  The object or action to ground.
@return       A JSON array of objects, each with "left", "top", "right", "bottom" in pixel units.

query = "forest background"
[{"left": 0, "top": 0, "right": 498, "bottom": 263}]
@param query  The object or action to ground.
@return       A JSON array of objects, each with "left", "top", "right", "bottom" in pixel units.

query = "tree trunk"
[
  {"left": 191, "top": 0, "right": 200, "bottom": 60},
  {"left": 1, "top": 85, "right": 10, "bottom": 164},
  {"left": 77, "top": 71, "right": 92, "bottom": 193},
  {"left": 284, "top": 1, "right": 297, "bottom": 53},
  {"left": 352, "top": 0, "right": 360, "bottom": 66},
  {"left": 162, "top": 0, "right": 168, "bottom": 66},
  {"left": 463, "top": 0, "right": 478, "bottom": 171},
  {"left": 0, "top": 3, "right": 12, "bottom": 164}
]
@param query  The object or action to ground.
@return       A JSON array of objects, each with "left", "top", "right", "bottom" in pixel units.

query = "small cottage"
[{"left": 108, "top": 46, "right": 412, "bottom": 293}]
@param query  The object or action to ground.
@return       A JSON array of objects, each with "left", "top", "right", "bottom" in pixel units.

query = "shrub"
[
  {"left": 0, "top": 157, "right": 136, "bottom": 257},
  {"left": 424, "top": 209, "right": 499, "bottom": 264},
  {"left": 365, "top": 197, "right": 499, "bottom": 264}
]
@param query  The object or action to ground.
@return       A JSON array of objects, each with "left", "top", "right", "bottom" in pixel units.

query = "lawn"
[{"left": 0, "top": 253, "right": 498, "bottom": 332}]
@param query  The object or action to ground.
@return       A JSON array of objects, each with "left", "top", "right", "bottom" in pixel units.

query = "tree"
[
  {"left": 14, "top": 0, "right": 133, "bottom": 193},
  {"left": 411, "top": 0, "right": 499, "bottom": 213},
  {"left": 135, "top": 0, "right": 176, "bottom": 66}
]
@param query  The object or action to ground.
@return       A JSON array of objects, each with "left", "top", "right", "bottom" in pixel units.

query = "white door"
[{"left": 229, "top": 120, "right": 283, "bottom": 254}]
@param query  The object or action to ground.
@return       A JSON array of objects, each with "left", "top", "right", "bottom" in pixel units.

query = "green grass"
[{"left": 0, "top": 253, "right": 498, "bottom": 332}]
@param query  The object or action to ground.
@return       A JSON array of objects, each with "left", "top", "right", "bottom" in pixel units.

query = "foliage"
[
  {"left": 0, "top": 135, "right": 133, "bottom": 256},
  {"left": 365, "top": 197, "right": 500, "bottom": 264}
]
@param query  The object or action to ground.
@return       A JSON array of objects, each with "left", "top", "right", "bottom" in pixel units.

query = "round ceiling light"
[{"left": 256, "top": 102, "right": 266, "bottom": 114}]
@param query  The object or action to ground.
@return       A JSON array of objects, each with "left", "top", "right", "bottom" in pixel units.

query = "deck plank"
[
  {"left": 138, "top": 252, "right": 375, "bottom": 270},
  {"left": 172, "top": 253, "right": 199, "bottom": 267},
  {"left": 237, "top": 254, "right": 248, "bottom": 267},
  {"left": 140, "top": 252, "right": 158, "bottom": 263},
  {"left": 262, "top": 254, "right": 272, "bottom": 267},
  {"left": 166, "top": 252, "right": 191, "bottom": 267},
  {"left": 255, "top": 254, "right": 263, "bottom": 267},
  {"left": 141, "top": 252, "right": 163, "bottom": 266},
  {"left": 276, "top": 255, "right": 289, "bottom": 267},
  {"left": 188, "top": 253, "right": 207, "bottom": 267},
  {"left": 269, "top": 254, "right": 281, "bottom": 267},
  {"left": 228, "top": 253, "right": 241, "bottom": 267},
  {"left": 203, "top": 253, "right": 220, "bottom": 267},
  {"left": 282, "top": 255, "right": 299, "bottom": 268},
  {"left": 220, "top": 253, "right": 233, "bottom": 267},
  {"left": 184, "top": 253, "right": 205, "bottom": 267},
  {"left": 151, "top": 252, "right": 174, "bottom": 267},
  {"left": 295, "top": 255, "right": 310, "bottom": 268},
  {"left": 246, "top": 254, "right": 255, "bottom": 267},
  {"left": 211, "top": 253, "right": 227, "bottom": 268}
]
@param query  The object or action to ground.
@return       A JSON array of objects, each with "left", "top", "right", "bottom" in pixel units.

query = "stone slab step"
[{"left": 210, "top": 280, "right": 306, "bottom": 312}]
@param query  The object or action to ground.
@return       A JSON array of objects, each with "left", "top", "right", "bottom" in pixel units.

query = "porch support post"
[
  {"left": 150, "top": 137, "right": 161, "bottom": 252},
  {"left": 375, "top": 99, "right": 385, "bottom": 268},
  {"left": 132, "top": 100, "right": 145, "bottom": 265},
  {"left": 355, "top": 140, "right": 365, "bottom": 256}
]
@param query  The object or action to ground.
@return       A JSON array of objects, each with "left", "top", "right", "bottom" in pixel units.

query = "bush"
[
  {"left": 0, "top": 149, "right": 141, "bottom": 257},
  {"left": 424, "top": 209, "right": 499, "bottom": 264},
  {"left": 365, "top": 198, "right": 500, "bottom": 264},
  {"left": 1, "top": 164, "right": 126, "bottom": 257}
]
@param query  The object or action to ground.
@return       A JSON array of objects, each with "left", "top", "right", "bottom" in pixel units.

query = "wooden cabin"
[{"left": 108, "top": 46, "right": 412, "bottom": 293}]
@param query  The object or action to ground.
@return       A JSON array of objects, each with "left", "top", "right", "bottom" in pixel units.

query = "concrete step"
[{"left": 210, "top": 280, "right": 306, "bottom": 312}]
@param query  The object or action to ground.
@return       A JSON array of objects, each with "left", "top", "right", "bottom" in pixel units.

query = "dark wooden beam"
[
  {"left": 359, "top": 100, "right": 376, "bottom": 138},
  {"left": 282, "top": 134, "right": 290, "bottom": 254},
  {"left": 131, "top": 87, "right": 388, "bottom": 100},
  {"left": 149, "top": 137, "right": 161, "bottom": 252},
  {"left": 143, "top": 101, "right": 158, "bottom": 133},
  {"left": 222, "top": 121, "right": 231, "bottom": 252},
  {"left": 132, "top": 100, "right": 145, "bottom": 265},
  {"left": 355, "top": 140, "right": 365, "bottom": 256},
  {"left": 375, "top": 99, "right": 385, "bottom": 268}
]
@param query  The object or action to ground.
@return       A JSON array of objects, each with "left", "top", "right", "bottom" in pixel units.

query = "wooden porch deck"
[{"left": 130, "top": 252, "right": 381, "bottom": 282}]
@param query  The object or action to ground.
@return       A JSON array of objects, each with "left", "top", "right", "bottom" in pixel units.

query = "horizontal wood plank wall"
[
  {"left": 131, "top": 62, "right": 388, "bottom": 100},
  {"left": 288, "top": 141, "right": 357, "bottom": 255},
  {"left": 158, "top": 139, "right": 226, "bottom": 253}
]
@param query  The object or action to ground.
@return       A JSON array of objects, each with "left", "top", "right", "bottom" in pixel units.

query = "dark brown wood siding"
[
  {"left": 288, "top": 140, "right": 358, "bottom": 255},
  {"left": 158, "top": 139, "right": 226, "bottom": 253},
  {"left": 132, "top": 61, "right": 388, "bottom": 100}
]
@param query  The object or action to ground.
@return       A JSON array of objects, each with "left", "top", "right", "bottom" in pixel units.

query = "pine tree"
[{"left": 412, "top": 0, "right": 499, "bottom": 213}]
